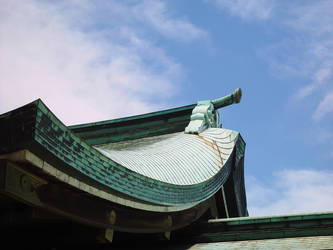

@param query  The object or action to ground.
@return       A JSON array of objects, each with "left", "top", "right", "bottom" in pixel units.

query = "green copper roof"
[
  {"left": 189, "top": 236, "right": 333, "bottom": 250},
  {"left": 69, "top": 103, "right": 195, "bottom": 145},
  {"left": 176, "top": 211, "right": 333, "bottom": 244},
  {"left": 0, "top": 98, "right": 247, "bottom": 214},
  {"left": 95, "top": 128, "right": 238, "bottom": 185}
]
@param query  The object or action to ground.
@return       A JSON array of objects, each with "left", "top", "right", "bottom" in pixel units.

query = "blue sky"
[{"left": 1, "top": 0, "right": 333, "bottom": 216}]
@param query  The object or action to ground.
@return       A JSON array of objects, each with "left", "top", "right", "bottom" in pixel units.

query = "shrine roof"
[
  {"left": 95, "top": 128, "right": 241, "bottom": 185},
  {"left": 177, "top": 211, "right": 333, "bottom": 249},
  {"left": 69, "top": 103, "right": 196, "bottom": 145},
  {"left": 0, "top": 98, "right": 246, "bottom": 212}
]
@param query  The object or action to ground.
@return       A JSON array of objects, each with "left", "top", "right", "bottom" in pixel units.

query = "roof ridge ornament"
[{"left": 185, "top": 88, "right": 242, "bottom": 134}]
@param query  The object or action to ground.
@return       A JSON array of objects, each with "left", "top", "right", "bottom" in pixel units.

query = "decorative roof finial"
[{"left": 185, "top": 88, "right": 242, "bottom": 134}]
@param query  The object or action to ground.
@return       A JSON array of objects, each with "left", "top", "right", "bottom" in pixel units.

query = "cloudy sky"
[{"left": 1, "top": 0, "right": 333, "bottom": 216}]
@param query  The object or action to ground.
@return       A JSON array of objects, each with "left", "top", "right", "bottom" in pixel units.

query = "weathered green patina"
[
  {"left": 1, "top": 91, "right": 333, "bottom": 246},
  {"left": 95, "top": 128, "right": 239, "bottom": 185},
  {"left": 176, "top": 211, "right": 333, "bottom": 246},
  {"left": 0, "top": 90, "right": 246, "bottom": 217},
  {"left": 185, "top": 88, "right": 242, "bottom": 134}
]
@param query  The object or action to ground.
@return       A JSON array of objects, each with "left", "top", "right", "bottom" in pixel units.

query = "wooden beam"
[
  {"left": 221, "top": 186, "right": 229, "bottom": 218},
  {"left": 0, "top": 159, "right": 210, "bottom": 233}
]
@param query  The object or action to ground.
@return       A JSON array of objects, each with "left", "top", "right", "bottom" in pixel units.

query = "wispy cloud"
[
  {"left": 206, "top": 0, "right": 276, "bottom": 20},
  {"left": 290, "top": 1, "right": 333, "bottom": 106},
  {"left": 247, "top": 169, "right": 333, "bottom": 216},
  {"left": 0, "top": 0, "right": 204, "bottom": 125},
  {"left": 262, "top": 1, "right": 333, "bottom": 121},
  {"left": 133, "top": 0, "right": 207, "bottom": 42},
  {"left": 202, "top": 0, "right": 333, "bottom": 215},
  {"left": 210, "top": 0, "right": 333, "bottom": 121},
  {"left": 313, "top": 92, "right": 333, "bottom": 121}
]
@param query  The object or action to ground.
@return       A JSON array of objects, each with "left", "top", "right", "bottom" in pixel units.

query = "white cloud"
[
  {"left": 295, "top": 61, "right": 332, "bottom": 99},
  {"left": 207, "top": 0, "right": 275, "bottom": 20},
  {"left": 247, "top": 169, "right": 333, "bottom": 216},
  {"left": 257, "top": 1, "right": 333, "bottom": 121},
  {"left": 210, "top": 0, "right": 333, "bottom": 121},
  {"left": 290, "top": 1, "right": 333, "bottom": 105},
  {"left": 133, "top": 0, "right": 207, "bottom": 42},
  {"left": 0, "top": 0, "right": 203, "bottom": 125},
  {"left": 234, "top": 0, "right": 333, "bottom": 121},
  {"left": 313, "top": 92, "right": 333, "bottom": 121}
]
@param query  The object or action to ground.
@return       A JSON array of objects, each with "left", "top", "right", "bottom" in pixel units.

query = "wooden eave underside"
[
  {"left": 0, "top": 150, "right": 196, "bottom": 213},
  {"left": 0, "top": 158, "right": 210, "bottom": 233}
]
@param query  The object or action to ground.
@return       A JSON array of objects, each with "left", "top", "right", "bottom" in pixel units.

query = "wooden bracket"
[
  {"left": 105, "top": 210, "right": 116, "bottom": 243},
  {"left": 0, "top": 160, "right": 46, "bottom": 206},
  {"left": 164, "top": 215, "right": 172, "bottom": 240}
]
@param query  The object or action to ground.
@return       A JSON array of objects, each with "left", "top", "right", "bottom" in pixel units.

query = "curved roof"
[
  {"left": 0, "top": 99, "right": 246, "bottom": 211},
  {"left": 95, "top": 128, "right": 238, "bottom": 185}
]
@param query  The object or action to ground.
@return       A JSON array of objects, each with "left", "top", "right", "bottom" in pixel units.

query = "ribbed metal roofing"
[
  {"left": 95, "top": 128, "right": 238, "bottom": 185},
  {"left": 189, "top": 236, "right": 333, "bottom": 250}
]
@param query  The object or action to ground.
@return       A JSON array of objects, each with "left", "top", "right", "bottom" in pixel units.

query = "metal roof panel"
[{"left": 95, "top": 128, "right": 238, "bottom": 185}]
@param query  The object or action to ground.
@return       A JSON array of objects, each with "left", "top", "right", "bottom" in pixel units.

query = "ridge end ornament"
[{"left": 185, "top": 88, "right": 242, "bottom": 134}]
